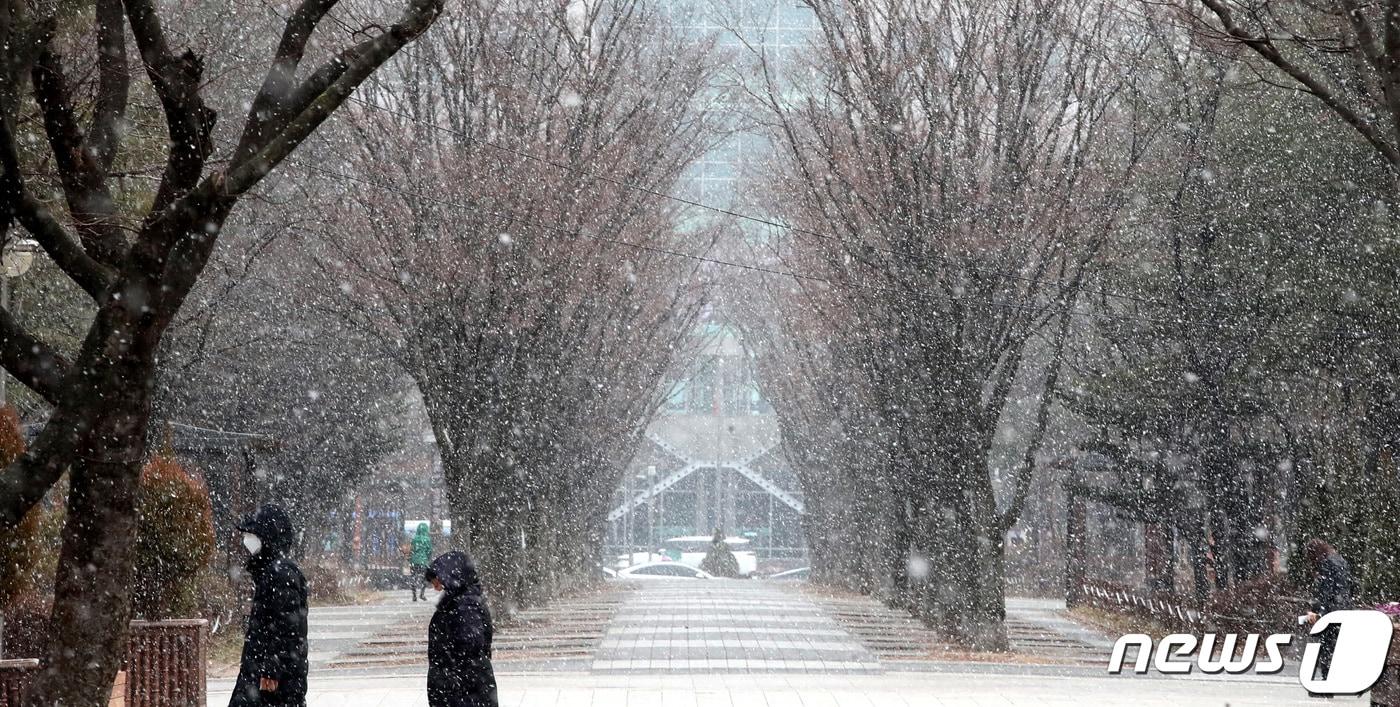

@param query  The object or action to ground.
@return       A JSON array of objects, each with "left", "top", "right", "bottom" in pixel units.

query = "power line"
[
  {"left": 339, "top": 96, "right": 1382, "bottom": 343},
  {"left": 218, "top": 13, "right": 1369, "bottom": 339},
  {"left": 227, "top": 24, "right": 1302, "bottom": 316},
  {"left": 343, "top": 95, "right": 1188, "bottom": 310},
  {"left": 209, "top": 49, "right": 1367, "bottom": 341},
  {"left": 288, "top": 156, "right": 1365, "bottom": 340}
]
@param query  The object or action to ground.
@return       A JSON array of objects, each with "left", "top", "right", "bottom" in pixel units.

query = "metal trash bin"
[
  {"left": 0, "top": 659, "right": 38, "bottom": 707},
  {"left": 1371, "top": 619, "right": 1400, "bottom": 706}
]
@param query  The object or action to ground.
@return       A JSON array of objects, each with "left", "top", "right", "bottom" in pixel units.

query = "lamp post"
[
  {"left": 633, "top": 467, "right": 651, "bottom": 562},
  {"left": 0, "top": 238, "right": 37, "bottom": 407},
  {"left": 646, "top": 465, "right": 657, "bottom": 561}
]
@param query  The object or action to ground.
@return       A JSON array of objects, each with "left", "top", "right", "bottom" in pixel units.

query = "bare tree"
[
  {"left": 1189, "top": 0, "right": 1400, "bottom": 173},
  {"left": 0, "top": 0, "right": 441, "bottom": 700},
  {"left": 306, "top": 0, "right": 719, "bottom": 612},
  {"left": 743, "top": 0, "right": 1144, "bottom": 648}
]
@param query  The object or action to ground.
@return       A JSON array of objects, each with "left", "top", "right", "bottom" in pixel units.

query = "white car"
[
  {"left": 768, "top": 567, "right": 809, "bottom": 581},
  {"left": 659, "top": 536, "right": 758, "bottom": 576},
  {"left": 616, "top": 561, "right": 714, "bottom": 580}
]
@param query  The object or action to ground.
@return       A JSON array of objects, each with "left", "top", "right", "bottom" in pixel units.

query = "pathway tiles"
[
  {"left": 324, "top": 583, "right": 632, "bottom": 673},
  {"left": 591, "top": 579, "right": 881, "bottom": 674},
  {"left": 800, "top": 586, "right": 1108, "bottom": 668}
]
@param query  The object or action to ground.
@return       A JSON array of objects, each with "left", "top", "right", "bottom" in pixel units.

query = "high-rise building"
[{"left": 606, "top": 3, "right": 817, "bottom": 572}]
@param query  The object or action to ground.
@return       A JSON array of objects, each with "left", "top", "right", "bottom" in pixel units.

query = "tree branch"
[
  {"left": 123, "top": 0, "right": 217, "bottom": 214},
  {"left": 996, "top": 303, "right": 1073, "bottom": 536},
  {"left": 0, "top": 304, "right": 68, "bottom": 405},
  {"left": 0, "top": 108, "right": 118, "bottom": 298},
  {"left": 88, "top": 0, "right": 130, "bottom": 170},
  {"left": 231, "top": 0, "right": 342, "bottom": 166},
  {"left": 1196, "top": 0, "right": 1400, "bottom": 168},
  {"left": 14, "top": 192, "right": 118, "bottom": 299},
  {"left": 151, "top": 0, "right": 443, "bottom": 317},
  {"left": 31, "top": 47, "right": 128, "bottom": 267},
  {"left": 222, "top": 0, "right": 445, "bottom": 199}
]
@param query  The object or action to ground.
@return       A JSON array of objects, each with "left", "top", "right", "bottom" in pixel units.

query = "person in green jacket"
[{"left": 410, "top": 522, "right": 433, "bottom": 602}]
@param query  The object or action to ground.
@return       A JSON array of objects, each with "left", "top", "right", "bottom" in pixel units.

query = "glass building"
[{"left": 604, "top": 1, "right": 817, "bottom": 573}]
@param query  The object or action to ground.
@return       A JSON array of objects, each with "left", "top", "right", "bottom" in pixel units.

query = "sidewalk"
[
  {"left": 592, "top": 581, "right": 878, "bottom": 673},
  {"left": 208, "top": 581, "right": 1361, "bottom": 704},
  {"left": 207, "top": 671, "right": 1365, "bottom": 706}
]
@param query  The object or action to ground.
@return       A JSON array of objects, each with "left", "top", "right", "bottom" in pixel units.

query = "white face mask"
[{"left": 242, "top": 532, "right": 263, "bottom": 555}]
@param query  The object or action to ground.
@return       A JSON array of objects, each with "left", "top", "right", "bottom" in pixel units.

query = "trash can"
[
  {"left": 1371, "top": 618, "right": 1400, "bottom": 706},
  {"left": 0, "top": 659, "right": 38, "bottom": 707}
]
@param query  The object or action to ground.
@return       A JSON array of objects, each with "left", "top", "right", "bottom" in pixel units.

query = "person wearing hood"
[
  {"left": 410, "top": 522, "right": 433, "bottom": 602},
  {"left": 424, "top": 551, "right": 498, "bottom": 707},
  {"left": 230, "top": 503, "right": 309, "bottom": 707},
  {"left": 1303, "top": 537, "right": 1357, "bottom": 693}
]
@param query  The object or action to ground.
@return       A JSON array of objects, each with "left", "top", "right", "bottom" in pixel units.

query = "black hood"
[
  {"left": 425, "top": 551, "right": 482, "bottom": 595},
  {"left": 237, "top": 503, "right": 296, "bottom": 557}
]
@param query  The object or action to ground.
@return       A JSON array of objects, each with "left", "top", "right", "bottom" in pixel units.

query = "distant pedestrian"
[
  {"left": 425, "top": 551, "right": 498, "bottom": 707},
  {"left": 1304, "top": 538, "right": 1357, "bottom": 694},
  {"left": 411, "top": 522, "right": 433, "bottom": 601},
  {"left": 700, "top": 528, "right": 741, "bottom": 578},
  {"left": 231, "top": 504, "right": 308, "bottom": 707}
]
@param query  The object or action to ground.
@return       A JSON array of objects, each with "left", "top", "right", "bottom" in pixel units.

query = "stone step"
[{"left": 315, "top": 585, "right": 633, "bottom": 671}]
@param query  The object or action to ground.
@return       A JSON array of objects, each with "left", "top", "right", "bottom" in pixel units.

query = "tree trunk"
[
  {"left": 22, "top": 325, "right": 158, "bottom": 706},
  {"left": 1065, "top": 494, "right": 1087, "bottom": 607},
  {"left": 1145, "top": 522, "right": 1173, "bottom": 592},
  {"left": 945, "top": 507, "right": 1010, "bottom": 652}
]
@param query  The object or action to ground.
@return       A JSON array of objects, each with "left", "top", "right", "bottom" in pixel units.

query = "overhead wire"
[{"left": 287, "top": 155, "right": 1368, "bottom": 340}]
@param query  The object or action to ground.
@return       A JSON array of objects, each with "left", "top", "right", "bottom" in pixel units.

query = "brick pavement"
[
  {"left": 318, "top": 585, "right": 629, "bottom": 674},
  {"left": 207, "top": 579, "right": 1373, "bottom": 704},
  {"left": 592, "top": 580, "right": 878, "bottom": 673},
  {"left": 208, "top": 671, "right": 1363, "bottom": 705}
]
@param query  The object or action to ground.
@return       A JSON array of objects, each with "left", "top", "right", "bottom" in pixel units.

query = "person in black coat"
[
  {"left": 1304, "top": 537, "right": 1357, "bottom": 690},
  {"left": 425, "top": 551, "right": 498, "bottom": 707},
  {"left": 230, "top": 504, "right": 309, "bottom": 707}
]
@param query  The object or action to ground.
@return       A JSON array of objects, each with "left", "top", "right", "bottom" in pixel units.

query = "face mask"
[{"left": 242, "top": 532, "right": 263, "bottom": 555}]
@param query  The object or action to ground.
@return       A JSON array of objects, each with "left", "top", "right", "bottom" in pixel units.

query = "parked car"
[
  {"left": 617, "top": 561, "right": 714, "bottom": 580},
  {"left": 768, "top": 567, "right": 809, "bottom": 581}
]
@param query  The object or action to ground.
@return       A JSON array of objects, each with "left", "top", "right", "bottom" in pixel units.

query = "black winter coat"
[
  {"left": 230, "top": 504, "right": 309, "bottom": 707},
  {"left": 1312, "top": 551, "right": 1358, "bottom": 616},
  {"left": 425, "top": 551, "right": 498, "bottom": 707}
]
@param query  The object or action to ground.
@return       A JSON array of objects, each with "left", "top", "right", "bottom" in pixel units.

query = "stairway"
[
  {"left": 806, "top": 590, "right": 1109, "bottom": 667},
  {"left": 320, "top": 586, "right": 631, "bottom": 674}
]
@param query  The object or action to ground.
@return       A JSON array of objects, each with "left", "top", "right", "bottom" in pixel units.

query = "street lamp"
[
  {"left": 3, "top": 238, "right": 36, "bottom": 278},
  {"left": 0, "top": 238, "right": 37, "bottom": 406},
  {"left": 645, "top": 465, "right": 657, "bottom": 561}
]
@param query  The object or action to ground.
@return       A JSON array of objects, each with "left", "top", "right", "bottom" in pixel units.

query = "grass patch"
[
  {"left": 207, "top": 628, "right": 244, "bottom": 677},
  {"left": 1068, "top": 605, "right": 1175, "bottom": 641}
]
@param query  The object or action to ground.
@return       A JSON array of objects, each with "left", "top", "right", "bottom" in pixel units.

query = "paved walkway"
[
  {"left": 275, "top": 585, "right": 628, "bottom": 675},
  {"left": 593, "top": 580, "right": 877, "bottom": 673},
  {"left": 207, "top": 580, "right": 1365, "bottom": 704},
  {"left": 307, "top": 592, "right": 437, "bottom": 671},
  {"left": 208, "top": 671, "right": 1362, "bottom": 705}
]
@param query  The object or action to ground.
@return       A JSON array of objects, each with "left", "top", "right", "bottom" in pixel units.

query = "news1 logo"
[{"left": 1108, "top": 610, "right": 1394, "bottom": 694}]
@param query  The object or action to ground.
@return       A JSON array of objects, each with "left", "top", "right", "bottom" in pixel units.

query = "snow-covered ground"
[
  {"left": 208, "top": 582, "right": 1362, "bottom": 705},
  {"left": 208, "top": 671, "right": 1360, "bottom": 706}
]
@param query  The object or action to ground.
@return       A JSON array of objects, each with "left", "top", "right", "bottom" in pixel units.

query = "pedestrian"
[
  {"left": 425, "top": 551, "right": 498, "bottom": 707},
  {"left": 1304, "top": 537, "right": 1357, "bottom": 697},
  {"left": 230, "top": 503, "right": 309, "bottom": 707},
  {"left": 700, "top": 527, "right": 740, "bottom": 578},
  {"left": 411, "top": 522, "right": 433, "bottom": 602}
]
